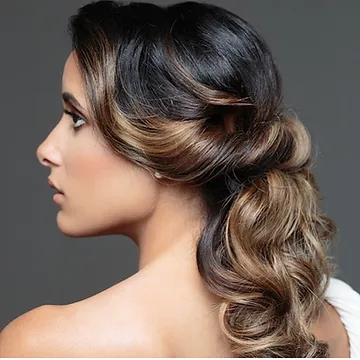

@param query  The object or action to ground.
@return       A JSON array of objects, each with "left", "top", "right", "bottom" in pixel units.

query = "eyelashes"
[{"left": 63, "top": 109, "right": 86, "bottom": 130}]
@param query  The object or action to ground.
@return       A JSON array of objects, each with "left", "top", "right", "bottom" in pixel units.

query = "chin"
[
  {"left": 56, "top": 214, "right": 97, "bottom": 238},
  {"left": 56, "top": 213, "right": 122, "bottom": 238}
]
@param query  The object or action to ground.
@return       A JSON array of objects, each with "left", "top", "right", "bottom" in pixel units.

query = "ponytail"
[
  {"left": 68, "top": 1, "right": 338, "bottom": 355},
  {"left": 197, "top": 113, "right": 337, "bottom": 357}
]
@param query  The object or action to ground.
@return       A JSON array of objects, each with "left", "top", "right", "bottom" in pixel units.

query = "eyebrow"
[{"left": 62, "top": 92, "right": 86, "bottom": 113}]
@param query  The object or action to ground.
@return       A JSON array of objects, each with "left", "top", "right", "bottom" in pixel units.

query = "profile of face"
[{"left": 36, "top": 52, "right": 160, "bottom": 239}]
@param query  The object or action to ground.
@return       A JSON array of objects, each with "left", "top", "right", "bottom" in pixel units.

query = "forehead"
[
  {"left": 62, "top": 51, "right": 87, "bottom": 105},
  {"left": 62, "top": 51, "right": 84, "bottom": 90}
]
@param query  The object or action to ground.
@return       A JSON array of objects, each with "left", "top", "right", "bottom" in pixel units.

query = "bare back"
[
  {"left": 4, "top": 255, "right": 348, "bottom": 357},
  {"left": 60, "top": 270, "right": 350, "bottom": 358}
]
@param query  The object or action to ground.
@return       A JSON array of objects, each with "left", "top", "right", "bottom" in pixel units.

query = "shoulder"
[
  {"left": 0, "top": 300, "right": 172, "bottom": 357},
  {"left": 0, "top": 305, "right": 61, "bottom": 357}
]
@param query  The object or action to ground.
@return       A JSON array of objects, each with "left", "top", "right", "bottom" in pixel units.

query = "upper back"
[{"left": 1, "top": 275, "right": 358, "bottom": 357}]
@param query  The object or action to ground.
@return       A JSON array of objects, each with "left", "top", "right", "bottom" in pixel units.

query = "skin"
[
  {"left": 36, "top": 51, "right": 206, "bottom": 271},
  {"left": 0, "top": 51, "right": 351, "bottom": 357}
]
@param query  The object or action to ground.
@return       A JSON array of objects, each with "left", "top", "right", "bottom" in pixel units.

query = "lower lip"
[{"left": 53, "top": 193, "right": 65, "bottom": 202}]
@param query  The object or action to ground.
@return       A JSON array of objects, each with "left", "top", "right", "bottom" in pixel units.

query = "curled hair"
[{"left": 68, "top": 1, "right": 338, "bottom": 357}]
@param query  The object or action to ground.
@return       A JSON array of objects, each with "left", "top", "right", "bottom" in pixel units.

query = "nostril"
[{"left": 42, "top": 159, "right": 51, "bottom": 166}]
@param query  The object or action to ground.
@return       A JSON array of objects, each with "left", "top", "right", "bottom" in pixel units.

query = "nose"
[{"left": 36, "top": 129, "right": 62, "bottom": 168}]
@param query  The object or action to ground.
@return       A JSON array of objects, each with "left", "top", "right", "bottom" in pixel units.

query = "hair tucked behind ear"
[{"left": 68, "top": 0, "right": 338, "bottom": 356}]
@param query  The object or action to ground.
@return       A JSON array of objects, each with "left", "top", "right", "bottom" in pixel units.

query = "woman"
[{"left": 1, "top": 0, "right": 359, "bottom": 357}]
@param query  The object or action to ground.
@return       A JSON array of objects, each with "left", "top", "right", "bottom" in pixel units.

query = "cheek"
[{"left": 59, "top": 143, "right": 158, "bottom": 236}]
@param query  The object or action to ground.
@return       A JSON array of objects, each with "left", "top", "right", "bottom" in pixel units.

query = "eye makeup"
[{"left": 63, "top": 109, "right": 86, "bottom": 129}]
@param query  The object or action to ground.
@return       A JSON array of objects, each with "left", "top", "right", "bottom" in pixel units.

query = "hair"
[{"left": 67, "top": 0, "right": 338, "bottom": 357}]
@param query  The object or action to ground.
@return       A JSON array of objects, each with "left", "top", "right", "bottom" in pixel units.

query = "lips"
[{"left": 48, "top": 178, "right": 64, "bottom": 194}]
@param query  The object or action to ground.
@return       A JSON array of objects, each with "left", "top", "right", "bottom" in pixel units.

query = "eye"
[{"left": 63, "top": 109, "right": 86, "bottom": 130}]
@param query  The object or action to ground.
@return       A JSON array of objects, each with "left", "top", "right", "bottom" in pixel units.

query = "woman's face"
[{"left": 36, "top": 52, "right": 160, "bottom": 238}]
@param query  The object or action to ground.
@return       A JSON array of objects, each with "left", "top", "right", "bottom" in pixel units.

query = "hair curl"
[{"left": 68, "top": 1, "right": 338, "bottom": 357}]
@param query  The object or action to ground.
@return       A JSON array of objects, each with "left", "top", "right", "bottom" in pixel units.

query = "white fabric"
[{"left": 325, "top": 277, "right": 360, "bottom": 358}]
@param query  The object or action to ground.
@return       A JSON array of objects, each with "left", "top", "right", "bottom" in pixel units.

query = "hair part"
[{"left": 68, "top": 1, "right": 338, "bottom": 356}]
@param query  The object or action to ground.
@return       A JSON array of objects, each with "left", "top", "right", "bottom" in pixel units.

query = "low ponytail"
[
  {"left": 68, "top": 1, "right": 338, "bottom": 356},
  {"left": 197, "top": 113, "right": 337, "bottom": 357}
]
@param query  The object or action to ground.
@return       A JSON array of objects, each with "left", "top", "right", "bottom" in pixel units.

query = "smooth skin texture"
[{"left": 0, "top": 52, "right": 351, "bottom": 357}]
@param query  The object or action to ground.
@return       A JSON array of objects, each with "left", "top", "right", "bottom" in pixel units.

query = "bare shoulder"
[
  {"left": 0, "top": 305, "right": 64, "bottom": 357},
  {"left": 0, "top": 294, "right": 172, "bottom": 357}
]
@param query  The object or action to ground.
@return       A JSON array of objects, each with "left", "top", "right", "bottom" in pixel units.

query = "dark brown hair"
[{"left": 68, "top": 1, "right": 338, "bottom": 356}]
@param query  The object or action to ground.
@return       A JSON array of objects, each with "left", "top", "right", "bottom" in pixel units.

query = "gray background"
[{"left": 1, "top": 0, "right": 359, "bottom": 330}]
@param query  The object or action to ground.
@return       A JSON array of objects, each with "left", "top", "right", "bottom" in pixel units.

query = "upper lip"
[{"left": 48, "top": 178, "right": 64, "bottom": 194}]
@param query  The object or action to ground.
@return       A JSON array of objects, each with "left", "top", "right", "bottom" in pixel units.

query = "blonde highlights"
[{"left": 68, "top": 1, "right": 338, "bottom": 356}]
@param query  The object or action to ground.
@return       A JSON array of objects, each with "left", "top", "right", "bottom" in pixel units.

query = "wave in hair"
[{"left": 68, "top": 1, "right": 338, "bottom": 357}]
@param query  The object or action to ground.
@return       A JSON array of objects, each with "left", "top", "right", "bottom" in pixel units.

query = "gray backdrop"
[{"left": 1, "top": 0, "right": 359, "bottom": 330}]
